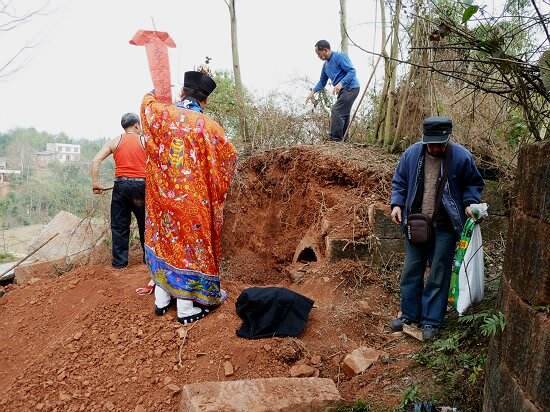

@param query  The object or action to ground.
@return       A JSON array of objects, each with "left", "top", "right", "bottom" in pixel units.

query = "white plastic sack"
[{"left": 449, "top": 203, "right": 488, "bottom": 314}]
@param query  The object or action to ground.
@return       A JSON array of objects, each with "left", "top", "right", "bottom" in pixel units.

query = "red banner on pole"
[{"left": 130, "top": 30, "right": 176, "bottom": 104}]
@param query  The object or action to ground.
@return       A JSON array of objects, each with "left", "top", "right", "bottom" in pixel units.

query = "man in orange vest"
[{"left": 91, "top": 113, "right": 146, "bottom": 268}]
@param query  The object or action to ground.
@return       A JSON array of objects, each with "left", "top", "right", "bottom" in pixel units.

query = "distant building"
[
  {"left": 32, "top": 143, "right": 81, "bottom": 167},
  {"left": 0, "top": 157, "right": 21, "bottom": 194},
  {"left": 33, "top": 151, "right": 57, "bottom": 168},
  {"left": 46, "top": 143, "right": 81, "bottom": 162}
]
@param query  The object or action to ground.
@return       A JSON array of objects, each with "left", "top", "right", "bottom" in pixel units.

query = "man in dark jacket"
[{"left": 390, "top": 116, "right": 484, "bottom": 340}]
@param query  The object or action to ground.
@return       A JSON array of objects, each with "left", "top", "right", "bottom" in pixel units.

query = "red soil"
[{"left": 0, "top": 145, "right": 421, "bottom": 412}]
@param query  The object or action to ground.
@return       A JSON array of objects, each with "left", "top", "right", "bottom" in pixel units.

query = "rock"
[
  {"left": 73, "top": 332, "right": 83, "bottom": 341},
  {"left": 59, "top": 391, "right": 71, "bottom": 402},
  {"left": 179, "top": 378, "right": 342, "bottom": 412},
  {"left": 166, "top": 384, "right": 181, "bottom": 394},
  {"left": 36, "top": 403, "right": 45, "bottom": 410},
  {"left": 357, "top": 300, "right": 371, "bottom": 312},
  {"left": 164, "top": 377, "right": 173, "bottom": 385},
  {"left": 342, "top": 347, "right": 386, "bottom": 377},
  {"left": 289, "top": 364, "right": 316, "bottom": 378},
  {"left": 310, "top": 355, "right": 322, "bottom": 366},
  {"left": 224, "top": 361, "right": 234, "bottom": 377},
  {"left": 105, "top": 401, "right": 115, "bottom": 411},
  {"left": 143, "top": 367, "right": 152, "bottom": 378},
  {"left": 402, "top": 324, "right": 423, "bottom": 341},
  {"left": 134, "top": 405, "right": 146, "bottom": 412}
]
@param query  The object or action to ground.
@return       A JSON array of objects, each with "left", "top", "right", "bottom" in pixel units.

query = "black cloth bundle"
[{"left": 235, "top": 287, "right": 314, "bottom": 339}]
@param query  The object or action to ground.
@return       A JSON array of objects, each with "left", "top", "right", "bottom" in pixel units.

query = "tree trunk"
[
  {"left": 226, "top": 0, "right": 247, "bottom": 142},
  {"left": 392, "top": 1, "right": 422, "bottom": 152},
  {"left": 373, "top": 0, "right": 389, "bottom": 145},
  {"left": 340, "top": 0, "right": 349, "bottom": 54},
  {"left": 383, "top": 0, "right": 402, "bottom": 149}
]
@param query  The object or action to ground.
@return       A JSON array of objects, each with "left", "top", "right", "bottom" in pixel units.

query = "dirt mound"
[
  {"left": 0, "top": 145, "right": 416, "bottom": 412},
  {"left": 222, "top": 144, "right": 397, "bottom": 284}
]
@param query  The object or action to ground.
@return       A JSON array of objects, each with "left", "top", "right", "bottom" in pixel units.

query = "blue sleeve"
[
  {"left": 462, "top": 154, "right": 484, "bottom": 207},
  {"left": 391, "top": 152, "right": 409, "bottom": 208},
  {"left": 313, "top": 64, "right": 328, "bottom": 93},
  {"left": 337, "top": 53, "right": 357, "bottom": 89}
]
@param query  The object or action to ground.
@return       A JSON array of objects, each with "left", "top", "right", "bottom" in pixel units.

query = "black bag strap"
[{"left": 432, "top": 144, "right": 451, "bottom": 219}]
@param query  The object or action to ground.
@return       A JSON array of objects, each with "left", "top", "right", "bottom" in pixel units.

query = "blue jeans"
[{"left": 400, "top": 228, "right": 458, "bottom": 327}]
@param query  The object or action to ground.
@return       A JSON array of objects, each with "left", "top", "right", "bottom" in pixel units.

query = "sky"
[
  {"left": 1, "top": 0, "right": 545, "bottom": 140},
  {"left": 0, "top": 0, "right": 382, "bottom": 140}
]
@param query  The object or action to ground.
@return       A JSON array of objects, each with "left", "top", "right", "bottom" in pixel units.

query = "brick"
[
  {"left": 179, "top": 378, "right": 343, "bottom": 412},
  {"left": 514, "top": 141, "right": 550, "bottom": 223},
  {"left": 498, "top": 281, "right": 550, "bottom": 407},
  {"left": 503, "top": 211, "right": 550, "bottom": 305},
  {"left": 341, "top": 347, "right": 386, "bottom": 377},
  {"left": 483, "top": 361, "right": 541, "bottom": 412}
]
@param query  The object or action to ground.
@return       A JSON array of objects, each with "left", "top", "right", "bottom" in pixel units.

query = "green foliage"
[
  {"left": 533, "top": 305, "right": 550, "bottom": 314},
  {"left": 395, "top": 385, "right": 420, "bottom": 412},
  {"left": 0, "top": 252, "right": 16, "bottom": 263},
  {"left": 462, "top": 5, "right": 479, "bottom": 23},
  {"left": 336, "top": 400, "right": 372, "bottom": 412},
  {"left": 207, "top": 71, "right": 242, "bottom": 139},
  {"left": 459, "top": 310, "right": 506, "bottom": 337},
  {"left": 413, "top": 309, "right": 505, "bottom": 411},
  {"left": 0, "top": 128, "right": 111, "bottom": 228}
]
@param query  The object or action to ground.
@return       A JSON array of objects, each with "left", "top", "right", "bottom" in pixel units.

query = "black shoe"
[
  {"left": 422, "top": 325, "right": 439, "bottom": 341},
  {"left": 389, "top": 317, "right": 413, "bottom": 332},
  {"left": 154, "top": 305, "right": 170, "bottom": 316},
  {"left": 177, "top": 307, "right": 211, "bottom": 325}
]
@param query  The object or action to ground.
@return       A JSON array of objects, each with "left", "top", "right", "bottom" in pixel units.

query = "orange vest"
[{"left": 113, "top": 133, "right": 146, "bottom": 178}]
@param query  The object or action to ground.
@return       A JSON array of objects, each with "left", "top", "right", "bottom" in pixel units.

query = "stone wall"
[{"left": 483, "top": 140, "right": 550, "bottom": 412}]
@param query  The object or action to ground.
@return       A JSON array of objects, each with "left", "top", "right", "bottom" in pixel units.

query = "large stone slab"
[
  {"left": 29, "top": 211, "right": 105, "bottom": 263},
  {"left": 325, "top": 237, "right": 372, "bottom": 262},
  {"left": 503, "top": 211, "right": 550, "bottom": 306},
  {"left": 179, "top": 378, "right": 343, "bottom": 412}
]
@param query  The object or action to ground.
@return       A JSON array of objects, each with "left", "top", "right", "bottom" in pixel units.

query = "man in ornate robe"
[{"left": 140, "top": 71, "right": 237, "bottom": 324}]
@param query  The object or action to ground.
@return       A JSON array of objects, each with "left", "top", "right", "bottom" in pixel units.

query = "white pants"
[{"left": 154, "top": 286, "right": 200, "bottom": 318}]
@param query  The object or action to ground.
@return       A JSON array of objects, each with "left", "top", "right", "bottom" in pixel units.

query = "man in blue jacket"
[
  {"left": 306, "top": 40, "right": 360, "bottom": 141},
  {"left": 390, "top": 116, "right": 484, "bottom": 340}
]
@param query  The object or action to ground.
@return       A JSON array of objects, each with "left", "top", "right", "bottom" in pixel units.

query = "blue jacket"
[
  {"left": 313, "top": 52, "right": 360, "bottom": 92},
  {"left": 390, "top": 142, "right": 484, "bottom": 234}
]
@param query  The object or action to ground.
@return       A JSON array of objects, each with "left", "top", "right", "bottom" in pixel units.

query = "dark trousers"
[
  {"left": 111, "top": 180, "right": 146, "bottom": 268},
  {"left": 330, "top": 87, "right": 360, "bottom": 141},
  {"left": 400, "top": 228, "right": 458, "bottom": 327}
]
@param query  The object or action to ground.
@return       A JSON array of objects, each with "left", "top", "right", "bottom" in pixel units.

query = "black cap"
[
  {"left": 121, "top": 113, "right": 140, "bottom": 129},
  {"left": 183, "top": 71, "right": 217, "bottom": 99},
  {"left": 422, "top": 116, "right": 452, "bottom": 144}
]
